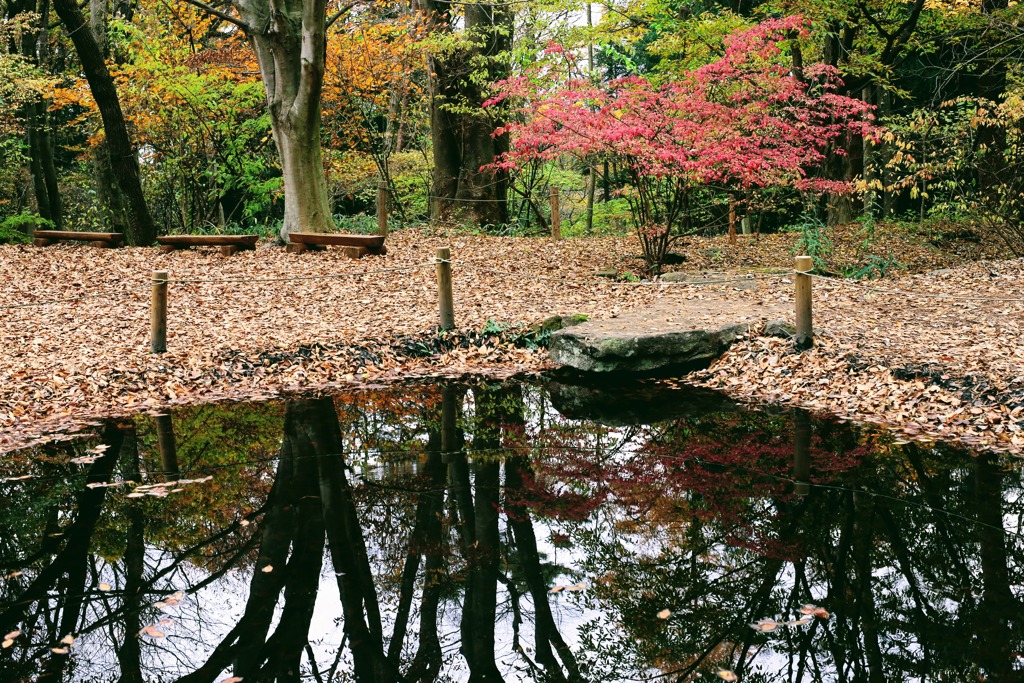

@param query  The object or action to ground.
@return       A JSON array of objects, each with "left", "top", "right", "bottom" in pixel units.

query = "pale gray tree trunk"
[{"left": 229, "top": 0, "right": 337, "bottom": 241}]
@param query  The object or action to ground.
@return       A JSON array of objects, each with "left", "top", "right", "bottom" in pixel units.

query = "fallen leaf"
[{"left": 749, "top": 619, "right": 779, "bottom": 632}]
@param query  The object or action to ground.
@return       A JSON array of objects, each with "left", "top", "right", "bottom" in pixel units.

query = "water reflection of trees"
[{"left": 0, "top": 384, "right": 1021, "bottom": 682}]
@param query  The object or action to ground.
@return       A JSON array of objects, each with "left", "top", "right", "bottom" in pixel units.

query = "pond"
[{"left": 0, "top": 377, "right": 1022, "bottom": 682}]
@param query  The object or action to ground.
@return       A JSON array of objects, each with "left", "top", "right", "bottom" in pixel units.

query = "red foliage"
[{"left": 487, "top": 16, "right": 874, "bottom": 269}]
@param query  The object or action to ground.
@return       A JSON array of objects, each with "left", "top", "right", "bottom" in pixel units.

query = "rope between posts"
[
  {"left": 807, "top": 272, "right": 1024, "bottom": 303},
  {"left": 157, "top": 261, "right": 436, "bottom": 285},
  {"left": 0, "top": 294, "right": 116, "bottom": 310},
  {"left": 458, "top": 261, "right": 789, "bottom": 287}
]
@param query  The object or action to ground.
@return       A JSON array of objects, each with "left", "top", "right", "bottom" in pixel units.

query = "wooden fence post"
[
  {"left": 377, "top": 181, "right": 389, "bottom": 237},
  {"left": 795, "top": 256, "right": 813, "bottom": 349},
  {"left": 549, "top": 187, "right": 561, "bottom": 240},
  {"left": 728, "top": 194, "right": 737, "bottom": 245},
  {"left": 435, "top": 247, "right": 455, "bottom": 330},
  {"left": 151, "top": 270, "right": 168, "bottom": 353}
]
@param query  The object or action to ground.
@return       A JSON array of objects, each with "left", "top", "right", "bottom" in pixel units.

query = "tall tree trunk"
[
  {"left": 975, "top": 0, "right": 1009, "bottom": 199},
  {"left": 50, "top": 0, "right": 156, "bottom": 245},
  {"left": 424, "top": 0, "right": 510, "bottom": 228},
  {"left": 233, "top": 0, "right": 337, "bottom": 241},
  {"left": 22, "top": 0, "right": 64, "bottom": 229}
]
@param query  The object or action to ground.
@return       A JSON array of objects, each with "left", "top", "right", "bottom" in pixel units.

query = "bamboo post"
[
  {"left": 793, "top": 409, "right": 811, "bottom": 496},
  {"left": 728, "top": 194, "right": 737, "bottom": 244},
  {"left": 435, "top": 247, "right": 455, "bottom": 330},
  {"left": 151, "top": 270, "right": 168, "bottom": 353},
  {"left": 377, "top": 181, "right": 389, "bottom": 237},
  {"left": 549, "top": 187, "right": 561, "bottom": 240},
  {"left": 795, "top": 256, "right": 813, "bottom": 349}
]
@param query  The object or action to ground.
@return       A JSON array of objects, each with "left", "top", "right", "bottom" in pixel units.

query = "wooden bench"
[
  {"left": 286, "top": 232, "right": 387, "bottom": 258},
  {"left": 33, "top": 230, "right": 124, "bottom": 249},
  {"left": 157, "top": 234, "right": 259, "bottom": 257}
]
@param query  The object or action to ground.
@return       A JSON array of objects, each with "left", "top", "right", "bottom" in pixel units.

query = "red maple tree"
[{"left": 488, "top": 17, "right": 875, "bottom": 270}]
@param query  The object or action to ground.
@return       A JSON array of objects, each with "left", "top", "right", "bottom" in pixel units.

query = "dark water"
[{"left": 1, "top": 378, "right": 1022, "bottom": 682}]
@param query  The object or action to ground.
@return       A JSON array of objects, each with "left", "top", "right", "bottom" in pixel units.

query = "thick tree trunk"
[
  {"left": 424, "top": 1, "right": 510, "bottom": 228},
  {"left": 22, "top": 0, "right": 64, "bottom": 229},
  {"left": 235, "top": 0, "right": 336, "bottom": 241},
  {"left": 51, "top": 0, "right": 156, "bottom": 244}
]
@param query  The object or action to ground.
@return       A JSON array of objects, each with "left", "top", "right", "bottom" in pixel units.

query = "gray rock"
[
  {"left": 763, "top": 319, "right": 796, "bottom": 338},
  {"left": 550, "top": 322, "right": 747, "bottom": 373}
]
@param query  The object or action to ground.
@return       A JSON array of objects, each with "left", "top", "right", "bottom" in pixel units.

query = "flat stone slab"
[{"left": 549, "top": 296, "right": 789, "bottom": 373}]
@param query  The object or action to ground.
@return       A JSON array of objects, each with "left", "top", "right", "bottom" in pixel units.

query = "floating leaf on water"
[
  {"left": 261, "top": 565, "right": 273, "bottom": 573},
  {"left": 219, "top": 677, "right": 244, "bottom": 683},
  {"left": 4, "top": 630, "right": 21, "bottom": 640},
  {"left": 717, "top": 669, "right": 738, "bottom": 682},
  {"left": 567, "top": 582, "right": 586, "bottom": 592},
  {"left": 799, "top": 604, "right": 817, "bottom": 615},
  {"left": 548, "top": 585, "right": 564, "bottom": 594},
  {"left": 60, "top": 634, "right": 75, "bottom": 645},
  {"left": 99, "top": 583, "right": 112, "bottom": 592},
  {"left": 126, "top": 492, "right": 146, "bottom": 499},
  {"left": 750, "top": 619, "right": 779, "bottom": 632},
  {"left": 4, "top": 571, "right": 23, "bottom": 579},
  {"left": 140, "top": 625, "right": 165, "bottom": 638},
  {"left": 2, "top": 639, "right": 13, "bottom": 649},
  {"left": 812, "top": 607, "right": 831, "bottom": 620},
  {"left": 239, "top": 519, "right": 250, "bottom": 527},
  {"left": 152, "top": 601, "right": 166, "bottom": 609},
  {"left": 90, "top": 444, "right": 111, "bottom": 453},
  {"left": 786, "top": 617, "right": 812, "bottom": 627},
  {"left": 158, "top": 619, "right": 174, "bottom": 626},
  {"left": 51, "top": 647, "right": 69, "bottom": 655},
  {"left": 657, "top": 609, "right": 672, "bottom": 620}
]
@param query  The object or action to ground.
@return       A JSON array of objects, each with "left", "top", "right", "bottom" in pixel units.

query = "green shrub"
[{"left": 0, "top": 213, "right": 51, "bottom": 244}]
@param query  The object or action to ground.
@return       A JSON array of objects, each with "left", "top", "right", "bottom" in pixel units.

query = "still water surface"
[{"left": 0, "top": 378, "right": 1022, "bottom": 682}]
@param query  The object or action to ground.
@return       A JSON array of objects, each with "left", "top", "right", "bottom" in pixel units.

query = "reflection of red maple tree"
[{"left": 514, "top": 415, "right": 869, "bottom": 560}]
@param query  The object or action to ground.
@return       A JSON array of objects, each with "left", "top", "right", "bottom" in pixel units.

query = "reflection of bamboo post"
[
  {"left": 793, "top": 409, "right": 811, "bottom": 496},
  {"left": 151, "top": 271, "right": 167, "bottom": 353},
  {"left": 728, "top": 194, "right": 737, "bottom": 244},
  {"left": 795, "top": 256, "right": 813, "bottom": 349},
  {"left": 549, "top": 188, "right": 561, "bottom": 240},
  {"left": 154, "top": 413, "right": 180, "bottom": 482},
  {"left": 377, "top": 181, "right": 389, "bottom": 237},
  {"left": 441, "top": 387, "right": 458, "bottom": 463},
  {"left": 435, "top": 247, "right": 455, "bottom": 330}
]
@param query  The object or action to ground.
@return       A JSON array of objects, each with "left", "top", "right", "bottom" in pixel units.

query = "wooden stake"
[
  {"left": 549, "top": 187, "right": 561, "bottom": 240},
  {"left": 377, "top": 181, "right": 389, "bottom": 237},
  {"left": 151, "top": 270, "right": 168, "bottom": 353},
  {"left": 728, "top": 194, "right": 737, "bottom": 245},
  {"left": 436, "top": 247, "right": 455, "bottom": 330},
  {"left": 795, "top": 256, "right": 813, "bottom": 349}
]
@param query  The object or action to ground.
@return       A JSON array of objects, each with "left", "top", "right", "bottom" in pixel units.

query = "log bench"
[
  {"left": 286, "top": 232, "right": 387, "bottom": 258},
  {"left": 156, "top": 234, "right": 259, "bottom": 257},
  {"left": 33, "top": 230, "right": 124, "bottom": 249}
]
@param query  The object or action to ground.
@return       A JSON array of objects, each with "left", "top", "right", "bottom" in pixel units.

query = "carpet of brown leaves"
[{"left": 1, "top": 225, "right": 1021, "bottom": 456}]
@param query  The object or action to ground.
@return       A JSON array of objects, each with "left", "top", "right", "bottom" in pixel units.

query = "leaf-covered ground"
[{"left": 1, "top": 225, "right": 1021, "bottom": 455}]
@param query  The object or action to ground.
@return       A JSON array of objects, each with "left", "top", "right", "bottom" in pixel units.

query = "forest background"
[{"left": 0, "top": 0, "right": 1021, "bottom": 275}]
